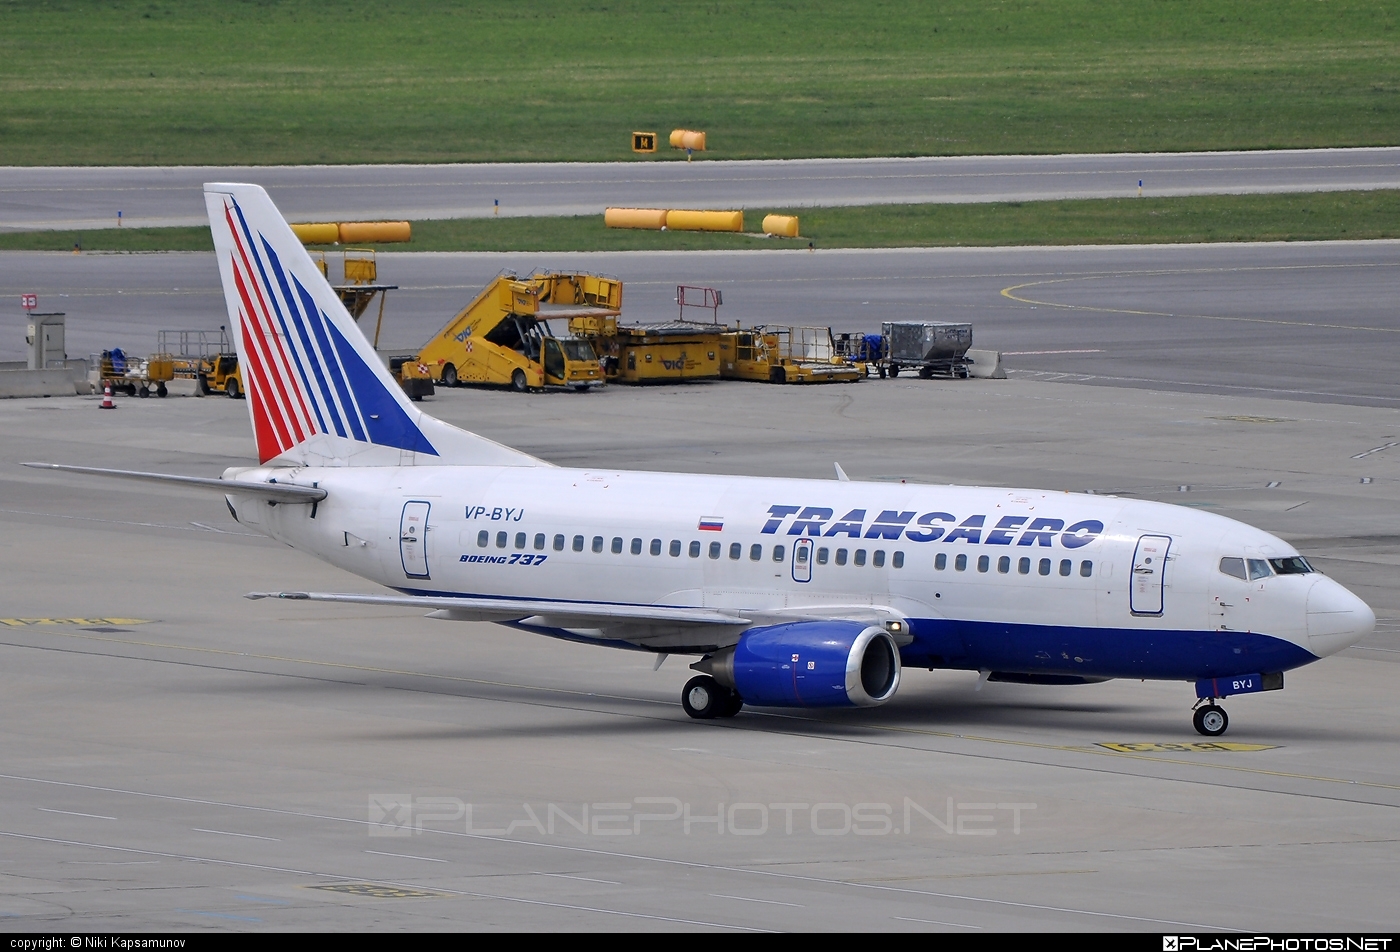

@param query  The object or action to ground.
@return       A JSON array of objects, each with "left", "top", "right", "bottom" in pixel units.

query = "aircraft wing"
[{"left": 245, "top": 590, "right": 750, "bottom": 626}]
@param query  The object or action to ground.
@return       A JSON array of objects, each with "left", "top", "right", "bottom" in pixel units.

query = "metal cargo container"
[{"left": 879, "top": 321, "right": 973, "bottom": 378}]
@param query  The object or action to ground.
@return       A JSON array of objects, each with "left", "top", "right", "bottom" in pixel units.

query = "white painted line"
[
  {"left": 710, "top": 893, "right": 804, "bottom": 907},
  {"left": 1002, "top": 349, "right": 1105, "bottom": 355},
  {"left": 892, "top": 915, "right": 982, "bottom": 929},
  {"left": 39, "top": 807, "right": 116, "bottom": 820},
  {"left": 535, "top": 872, "right": 621, "bottom": 885},
  {"left": 193, "top": 828, "right": 281, "bottom": 842},
  {"left": 364, "top": 849, "right": 447, "bottom": 863}
]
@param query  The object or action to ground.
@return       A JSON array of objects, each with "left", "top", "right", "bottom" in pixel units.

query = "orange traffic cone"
[{"left": 99, "top": 384, "right": 116, "bottom": 410}]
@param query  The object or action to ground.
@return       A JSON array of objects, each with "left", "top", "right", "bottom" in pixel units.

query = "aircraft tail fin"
[{"left": 203, "top": 183, "right": 542, "bottom": 469}]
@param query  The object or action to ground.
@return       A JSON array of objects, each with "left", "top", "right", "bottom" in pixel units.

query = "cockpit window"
[
  {"left": 1247, "top": 558, "right": 1273, "bottom": 580},
  {"left": 1269, "top": 556, "right": 1314, "bottom": 575},
  {"left": 1219, "top": 557, "right": 1247, "bottom": 580}
]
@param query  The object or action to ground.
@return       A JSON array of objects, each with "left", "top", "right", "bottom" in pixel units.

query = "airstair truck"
[{"left": 407, "top": 272, "right": 612, "bottom": 393}]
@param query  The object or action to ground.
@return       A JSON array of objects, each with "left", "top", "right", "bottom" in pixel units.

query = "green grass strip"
[
  {"left": 0, "top": 1, "right": 1395, "bottom": 165},
  {"left": 5, "top": 191, "right": 1398, "bottom": 254}
]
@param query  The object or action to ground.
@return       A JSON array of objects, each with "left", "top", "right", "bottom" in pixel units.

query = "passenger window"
[
  {"left": 997, "top": 555, "right": 1010, "bottom": 574},
  {"left": 553, "top": 534, "right": 565, "bottom": 551},
  {"left": 1039, "top": 558, "right": 1051, "bottom": 576},
  {"left": 773, "top": 545, "right": 786, "bottom": 562},
  {"left": 1247, "top": 558, "right": 1272, "bottom": 580},
  {"left": 651, "top": 538, "right": 662, "bottom": 556},
  {"left": 496, "top": 531, "right": 508, "bottom": 549},
  {"left": 611, "top": 537, "right": 623, "bottom": 554},
  {"left": 854, "top": 549, "right": 866, "bottom": 566},
  {"left": 689, "top": 540, "right": 701, "bottom": 558},
  {"left": 1219, "top": 557, "right": 1247, "bottom": 580},
  {"left": 935, "top": 553, "right": 946, "bottom": 571},
  {"left": 592, "top": 536, "right": 604, "bottom": 553},
  {"left": 670, "top": 539, "right": 682, "bottom": 557},
  {"left": 477, "top": 530, "right": 489, "bottom": 548},
  {"left": 729, "top": 542, "right": 742, "bottom": 560},
  {"left": 955, "top": 553, "right": 967, "bottom": 571},
  {"left": 534, "top": 533, "right": 546, "bottom": 551},
  {"left": 873, "top": 550, "right": 886, "bottom": 567},
  {"left": 977, "top": 554, "right": 989, "bottom": 573},
  {"left": 1059, "top": 559, "right": 1071, "bottom": 577},
  {"left": 817, "top": 547, "right": 829, "bottom": 565},
  {"left": 708, "top": 541, "right": 721, "bottom": 559},
  {"left": 631, "top": 537, "right": 643, "bottom": 555},
  {"left": 892, "top": 551, "right": 904, "bottom": 569},
  {"left": 1018, "top": 557, "right": 1030, "bottom": 575},
  {"left": 1080, "top": 560, "right": 1093, "bottom": 577},
  {"left": 515, "top": 532, "right": 526, "bottom": 550},
  {"left": 750, "top": 544, "right": 762, "bottom": 561},
  {"left": 572, "top": 535, "right": 584, "bottom": 552},
  {"left": 836, "top": 548, "right": 848, "bottom": 566}
]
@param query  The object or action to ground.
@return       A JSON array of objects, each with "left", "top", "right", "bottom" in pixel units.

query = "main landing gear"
[
  {"left": 1192, "top": 701, "right": 1229, "bottom": 737},
  {"left": 682, "top": 675, "right": 743, "bottom": 720}
]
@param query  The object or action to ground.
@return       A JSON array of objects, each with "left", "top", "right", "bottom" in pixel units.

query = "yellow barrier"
[
  {"left": 669, "top": 129, "right": 706, "bottom": 151},
  {"left": 762, "top": 214, "right": 800, "bottom": 238},
  {"left": 291, "top": 222, "right": 339, "bottom": 244},
  {"left": 339, "top": 221, "right": 411, "bottom": 244},
  {"left": 604, "top": 208, "right": 669, "bottom": 230},
  {"left": 666, "top": 209, "right": 743, "bottom": 233}
]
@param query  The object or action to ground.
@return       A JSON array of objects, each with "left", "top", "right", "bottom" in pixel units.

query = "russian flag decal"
[{"left": 698, "top": 517, "right": 724, "bottom": 531}]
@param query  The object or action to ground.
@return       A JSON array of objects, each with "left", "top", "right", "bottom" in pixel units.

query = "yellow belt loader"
[
  {"left": 718, "top": 326, "right": 865, "bottom": 384},
  {"left": 408, "top": 272, "right": 612, "bottom": 393}
]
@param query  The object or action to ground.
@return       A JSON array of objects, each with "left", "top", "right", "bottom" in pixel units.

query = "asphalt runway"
[
  {"left": 3, "top": 147, "right": 1398, "bottom": 230},
  {"left": 3, "top": 239, "right": 1398, "bottom": 407},
  {"left": 1, "top": 372, "right": 1397, "bottom": 931}
]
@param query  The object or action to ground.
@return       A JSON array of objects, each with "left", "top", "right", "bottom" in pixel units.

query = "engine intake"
[{"left": 692, "top": 620, "right": 901, "bottom": 708}]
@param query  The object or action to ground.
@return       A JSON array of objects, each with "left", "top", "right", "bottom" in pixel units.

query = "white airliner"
[{"left": 31, "top": 183, "right": 1375, "bottom": 736}]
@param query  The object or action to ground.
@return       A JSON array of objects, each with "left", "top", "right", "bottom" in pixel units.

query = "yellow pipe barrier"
[
  {"left": 291, "top": 223, "right": 340, "bottom": 244},
  {"left": 762, "top": 214, "right": 800, "bottom": 238},
  {"left": 665, "top": 209, "right": 743, "bottom": 233},
  {"left": 669, "top": 129, "right": 706, "bottom": 151},
  {"left": 604, "top": 208, "right": 669, "bottom": 230},
  {"left": 339, "top": 221, "right": 412, "bottom": 244}
]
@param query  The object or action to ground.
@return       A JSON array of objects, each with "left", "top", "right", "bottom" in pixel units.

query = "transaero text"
[{"left": 762, "top": 506, "right": 1104, "bottom": 548}]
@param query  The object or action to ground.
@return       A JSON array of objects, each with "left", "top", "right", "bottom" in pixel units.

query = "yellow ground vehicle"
[
  {"left": 408, "top": 272, "right": 611, "bottom": 393},
  {"left": 197, "top": 353, "right": 244, "bottom": 399},
  {"left": 569, "top": 316, "right": 723, "bottom": 384},
  {"left": 718, "top": 326, "right": 865, "bottom": 384},
  {"left": 97, "top": 348, "right": 174, "bottom": 398},
  {"left": 157, "top": 329, "right": 245, "bottom": 398}
]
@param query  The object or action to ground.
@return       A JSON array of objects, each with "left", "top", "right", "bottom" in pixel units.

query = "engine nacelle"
[{"left": 693, "top": 620, "right": 901, "bottom": 708}]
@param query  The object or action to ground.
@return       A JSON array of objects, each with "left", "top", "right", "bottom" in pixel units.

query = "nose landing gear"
[{"left": 1192, "top": 701, "right": 1229, "bottom": 737}]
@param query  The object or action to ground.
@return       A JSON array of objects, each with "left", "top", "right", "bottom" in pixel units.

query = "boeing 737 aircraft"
[{"left": 30, "top": 184, "right": 1376, "bottom": 736}]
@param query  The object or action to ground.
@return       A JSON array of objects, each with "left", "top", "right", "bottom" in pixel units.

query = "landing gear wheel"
[
  {"left": 511, "top": 369, "right": 528, "bottom": 392},
  {"left": 226, "top": 378, "right": 241, "bottom": 399},
  {"left": 441, "top": 363, "right": 458, "bottom": 388},
  {"left": 682, "top": 675, "right": 723, "bottom": 719},
  {"left": 1193, "top": 704, "right": 1229, "bottom": 737},
  {"left": 717, "top": 689, "right": 744, "bottom": 718}
]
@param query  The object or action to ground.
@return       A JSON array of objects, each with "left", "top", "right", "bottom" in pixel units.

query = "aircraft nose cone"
[{"left": 1306, "top": 577, "right": 1375, "bottom": 656}]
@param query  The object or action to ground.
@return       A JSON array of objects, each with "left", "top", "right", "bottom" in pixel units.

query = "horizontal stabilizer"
[{"left": 22, "top": 462, "right": 326, "bottom": 503}]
